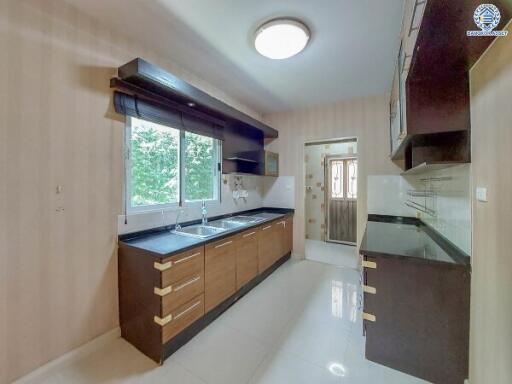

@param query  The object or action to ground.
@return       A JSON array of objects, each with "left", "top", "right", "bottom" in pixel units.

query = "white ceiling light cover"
[{"left": 254, "top": 19, "right": 310, "bottom": 60}]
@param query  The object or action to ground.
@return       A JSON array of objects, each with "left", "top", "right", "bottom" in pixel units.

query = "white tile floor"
[
  {"left": 305, "top": 239, "right": 359, "bottom": 269},
  {"left": 21, "top": 260, "right": 429, "bottom": 384}
]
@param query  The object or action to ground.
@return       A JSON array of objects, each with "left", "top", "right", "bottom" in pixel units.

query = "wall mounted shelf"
[{"left": 401, "top": 161, "right": 467, "bottom": 176}]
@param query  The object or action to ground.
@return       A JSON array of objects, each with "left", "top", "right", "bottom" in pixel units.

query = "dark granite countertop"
[
  {"left": 360, "top": 215, "right": 470, "bottom": 266},
  {"left": 119, "top": 207, "right": 294, "bottom": 258}
]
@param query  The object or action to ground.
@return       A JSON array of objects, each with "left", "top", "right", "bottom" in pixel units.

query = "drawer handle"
[
  {"left": 154, "top": 285, "right": 173, "bottom": 296},
  {"left": 174, "top": 301, "right": 201, "bottom": 320},
  {"left": 215, "top": 240, "right": 233, "bottom": 249},
  {"left": 154, "top": 261, "right": 172, "bottom": 271},
  {"left": 243, "top": 231, "right": 256, "bottom": 238},
  {"left": 276, "top": 221, "right": 286, "bottom": 227},
  {"left": 363, "top": 312, "right": 376, "bottom": 322},
  {"left": 363, "top": 285, "right": 376, "bottom": 294},
  {"left": 262, "top": 225, "right": 272, "bottom": 231},
  {"left": 174, "top": 252, "right": 201, "bottom": 264},
  {"left": 154, "top": 313, "right": 173, "bottom": 326},
  {"left": 174, "top": 276, "right": 201, "bottom": 291},
  {"left": 362, "top": 260, "right": 377, "bottom": 269}
]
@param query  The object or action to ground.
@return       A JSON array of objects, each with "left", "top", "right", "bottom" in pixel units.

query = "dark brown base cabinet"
[
  {"left": 361, "top": 253, "right": 470, "bottom": 384},
  {"left": 118, "top": 215, "right": 293, "bottom": 363}
]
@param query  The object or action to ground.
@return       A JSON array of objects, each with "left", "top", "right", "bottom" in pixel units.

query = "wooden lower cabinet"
[
  {"left": 361, "top": 253, "right": 470, "bottom": 384},
  {"left": 118, "top": 214, "right": 293, "bottom": 364},
  {"left": 204, "top": 236, "right": 237, "bottom": 313},
  {"left": 258, "top": 223, "right": 275, "bottom": 272},
  {"left": 236, "top": 229, "right": 259, "bottom": 289},
  {"left": 284, "top": 216, "right": 293, "bottom": 254}
]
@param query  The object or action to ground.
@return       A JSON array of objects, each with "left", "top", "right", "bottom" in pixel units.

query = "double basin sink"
[{"left": 173, "top": 215, "right": 266, "bottom": 239}]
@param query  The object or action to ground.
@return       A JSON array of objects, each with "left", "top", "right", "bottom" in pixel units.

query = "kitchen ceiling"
[{"left": 64, "top": 0, "right": 404, "bottom": 114}]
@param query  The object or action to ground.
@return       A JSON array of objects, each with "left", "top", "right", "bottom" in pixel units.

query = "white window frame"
[
  {"left": 182, "top": 130, "right": 221, "bottom": 204},
  {"left": 124, "top": 116, "right": 221, "bottom": 214}
]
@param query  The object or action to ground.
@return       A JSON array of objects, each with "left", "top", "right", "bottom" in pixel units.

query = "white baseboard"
[{"left": 13, "top": 327, "right": 121, "bottom": 384}]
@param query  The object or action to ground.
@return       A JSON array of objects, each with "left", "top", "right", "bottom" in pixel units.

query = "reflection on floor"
[
  {"left": 19, "top": 260, "right": 428, "bottom": 384},
  {"left": 305, "top": 239, "right": 359, "bottom": 269}
]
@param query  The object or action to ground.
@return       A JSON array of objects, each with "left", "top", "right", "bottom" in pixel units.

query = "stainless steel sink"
[
  {"left": 173, "top": 225, "right": 227, "bottom": 238},
  {"left": 208, "top": 219, "right": 245, "bottom": 230},
  {"left": 227, "top": 215, "right": 266, "bottom": 224},
  {"left": 173, "top": 215, "right": 267, "bottom": 239}
]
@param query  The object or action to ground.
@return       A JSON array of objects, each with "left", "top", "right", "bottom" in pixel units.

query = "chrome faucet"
[
  {"left": 201, "top": 201, "right": 208, "bottom": 225},
  {"left": 175, "top": 209, "right": 183, "bottom": 230}
]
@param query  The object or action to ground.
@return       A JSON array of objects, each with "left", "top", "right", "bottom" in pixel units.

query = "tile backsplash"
[
  {"left": 368, "top": 164, "right": 471, "bottom": 256},
  {"left": 405, "top": 164, "right": 471, "bottom": 256}
]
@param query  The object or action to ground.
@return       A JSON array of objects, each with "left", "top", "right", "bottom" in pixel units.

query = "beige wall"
[
  {"left": 469, "top": 23, "right": 512, "bottom": 384},
  {"left": 0, "top": 0, "right": 260, "bottom": 382},
  {"left": 264, "top": 95, "right": 402, "bottom": 257}
]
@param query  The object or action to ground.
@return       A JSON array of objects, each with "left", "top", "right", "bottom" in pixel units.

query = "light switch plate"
[{"left": 476, "top": 187, "right": 488, "bottom": 202}]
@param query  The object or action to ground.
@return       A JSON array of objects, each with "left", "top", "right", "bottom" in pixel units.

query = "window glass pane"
[
  {"left": 130, "top": 118, "right": 179, "bottom": 207},
  {"left": 347, "top": 159, "right": 358, "bottom": 199},
  {"left": 184, "top": 131, "right": 217, "bottom": 201},
  {"left": 331, "top": 160, "right": 344, "bottom": 199}
]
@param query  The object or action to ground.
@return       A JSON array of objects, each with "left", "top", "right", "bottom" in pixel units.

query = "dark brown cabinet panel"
[
  {"left": 362, "top": 254, "right": 470, "bottom": 384},
  {"left": 391, "top": 0, "right": 512, "bottom": 170}
]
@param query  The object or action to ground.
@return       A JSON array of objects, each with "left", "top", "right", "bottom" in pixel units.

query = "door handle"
[
  {"left": 174, "top": 252, "right": 201, "bottom": 264},
  {"left": 215, "top": 240, "right": 233, "bottom": 249}
]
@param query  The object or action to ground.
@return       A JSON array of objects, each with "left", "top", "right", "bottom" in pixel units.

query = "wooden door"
[
  {"left": 236, "top": 229, "right": 259, "bottom": 289},
  {"left": 205, "top": 236, "right": 237, "bottom": 313},
  {"left": 326, "top": 157, "right": 357, "bottom": 244}
]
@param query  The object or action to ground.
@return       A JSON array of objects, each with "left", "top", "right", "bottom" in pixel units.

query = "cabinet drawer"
[
  {"left": 158, "top": 294, "right": 205, "bottom": 344},
  {"left": 155, "top": 246, "right": 204, "bottom": 288},
  {"left": 159, "top": 272, "right": 205, "bottom": 316}
]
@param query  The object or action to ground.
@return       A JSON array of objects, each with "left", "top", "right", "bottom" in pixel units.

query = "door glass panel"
[
  {"left": 331, "top": 160, "right": 344, "bottom": 199},
  {"left": 347, "top": 159, "right": 358, "bottom": 199}
]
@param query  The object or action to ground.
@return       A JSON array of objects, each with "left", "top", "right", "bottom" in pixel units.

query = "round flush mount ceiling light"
[{"left": 254, "top": 18, "right": 310, "bottom": 60}]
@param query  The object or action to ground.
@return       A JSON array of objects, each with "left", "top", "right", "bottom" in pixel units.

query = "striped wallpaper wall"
[
  {"left": 264, "top": 95, "right": 402, "bottom": 258},
  {"left": 0, "top": 0, "right": 260, "bottom": 382}
]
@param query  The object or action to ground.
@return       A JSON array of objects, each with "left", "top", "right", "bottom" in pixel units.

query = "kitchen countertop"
[
  {"left": 360, "top": 215, "right": 470, "bottom": 266},
  {"left": 119, "top": 208, "right": 293, "bottom": 258}
]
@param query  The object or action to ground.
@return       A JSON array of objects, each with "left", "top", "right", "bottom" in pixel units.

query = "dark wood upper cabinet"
[
  {"left": 111, "top": 58, "right": 280, "bottom": 176},
  {"left": 115, "top": 58, "right": 278, "bottom": 139},
  {"left": 392, "top": 0, "right": 511, "bottom": 171}
]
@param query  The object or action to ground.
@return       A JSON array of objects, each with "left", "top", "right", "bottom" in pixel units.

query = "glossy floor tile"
[
  {"left": 17, "top": 260, "right": 429, "bottom": 384},
  {"left": 305, "top": 239, "right": 359, "bottom": 268}
]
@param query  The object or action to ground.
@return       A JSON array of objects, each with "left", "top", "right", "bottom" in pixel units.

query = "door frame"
[
  {"left": 303, "top": 137, "right": 358, "bottom": 246},
  {"left": 324, "top": 156, "right": 358, "bottom": 245}
]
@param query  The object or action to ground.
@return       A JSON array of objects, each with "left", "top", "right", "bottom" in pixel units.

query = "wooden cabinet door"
[
  {"left": 236, "top": 229, "right": 259, "bottom": 289},
  {"left": 284, "top": 217, "right": 293, "bottom": 255},
  {"left": 258, "top": 223, "right": 274, "bottom": 273},
  {"left": 273, "top": 220, "right": 286, "bottom": 263},
  {"left": 205, "top": 236, "right": 237, "bottom": 313}
]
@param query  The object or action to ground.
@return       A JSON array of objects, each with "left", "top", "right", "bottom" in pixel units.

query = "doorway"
[{"left": 304, "top": 138, "right": 358, "bottom": 267}]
